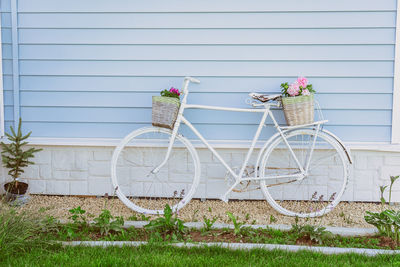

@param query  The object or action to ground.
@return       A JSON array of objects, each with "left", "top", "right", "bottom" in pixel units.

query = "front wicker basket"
[
  {"left": 152, "top": 96, "right": 180, "bottom": 129},
  {"left": 281, "top": 94, "right": 314, "bottom": 126}
]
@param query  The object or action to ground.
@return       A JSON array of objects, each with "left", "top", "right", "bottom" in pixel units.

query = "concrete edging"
[{"left": 62, "top": 240, "right": 399, "bottom": 256}]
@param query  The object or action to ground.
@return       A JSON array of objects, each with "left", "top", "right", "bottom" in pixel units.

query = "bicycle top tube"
[
  {"left": 184, "top": 103, "right": 271, "bottom": 113},
  {"left": 180, "top": 76, "right": 280, "bottom": 113}
]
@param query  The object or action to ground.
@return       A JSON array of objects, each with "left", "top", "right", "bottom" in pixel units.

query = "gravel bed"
[{"left": 9, "top": 195, "right": 390, "bottom": 228}]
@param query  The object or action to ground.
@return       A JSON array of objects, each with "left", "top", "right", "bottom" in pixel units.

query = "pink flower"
[
  {"left": 169, "top": 87, "right": 180, "bottom": 96},
  {"left": 287, "top": 82, "right": 300, "bottom": 96},
  {"left": 297, "top": 77, "right": 308, "bottom": 88},
  {"left": 302, "top": 89, "right": 310, "bottom": 96}
]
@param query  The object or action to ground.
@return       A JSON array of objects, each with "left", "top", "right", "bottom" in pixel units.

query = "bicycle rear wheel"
[
  {"left": 260, "top": 129, "right": 349, "bottom": 217},
  {"left": 111, "top": 127, "right": 201, "bottom": 215}
]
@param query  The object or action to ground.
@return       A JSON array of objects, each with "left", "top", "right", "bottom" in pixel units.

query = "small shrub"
[
  {"left": 0, "top": 118, "right": 42, "bottom": 193},
  {"left": 365, "top": 210, "right": 400, "bottom": 245},
  {"left": 365, "top": 174, "right": 400, "bottom": 245}
]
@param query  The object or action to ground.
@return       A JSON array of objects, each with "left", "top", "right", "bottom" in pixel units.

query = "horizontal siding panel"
[
  {"left": 4, "top": 106, "right": 13, "bottom": 121},
  {"left": 19, "top": 76, "right": 394, "bottom": 94},
  {"left": 1, "top": 12, "right": 11, "bottom": 28},
  {"left": 17, "top": 0, "right": 397, "bottom": 12},
  {"left": 324, "top": 126, "right": 391, "bottom": 143},
  {"left": 2, "top": 59, "right": 13, "bottom": 75},
  {"left": 18, "top": 12, "right": 396, "bottom": 29},
  {"left": 20, "top": 121, "right": 391, "bottom": 142},
  {"left": 19, "top": 60, "right": 393, "bottom": 77},
  {"left": 20, "top": 92, "right": 392, "bottom": 110},
  {"left": 21, "top": 107, "right": 392, "bottom": 126},
  {"left": 19, "top": 44, "right": 395, "bottom": 61},
  {"left": 3, "top": 75, "right": 13, "bottom": 91},
  {"left": 18, "top": 29, "right": 395, "bottom": 45},
  {"left": 3, "top": 91, "right": 13, "bottom": 105},
  {"left": 4, "top": 122, "right": 12, "bottom": 133},
  {"left": 2, "top": 44, "right": 12, "bottom": 59},
  {"left": 0, "top": 0, "right": 11, "bottom": 12},
  {"left": 1, "top": 28, "right": 11, "bottom": 44}
]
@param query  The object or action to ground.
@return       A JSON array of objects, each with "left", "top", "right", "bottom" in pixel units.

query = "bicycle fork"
[{"left": 150, "top": 78, "right": 192, "bottom": 175}]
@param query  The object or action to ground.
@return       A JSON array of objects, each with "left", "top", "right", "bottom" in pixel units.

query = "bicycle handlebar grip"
[{"left": 184, "top": 76, "right": 201, "bottom": 84}]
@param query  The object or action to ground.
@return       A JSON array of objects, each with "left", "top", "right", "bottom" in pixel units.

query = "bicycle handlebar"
[{"left": 184, "top": 76, "right": 200, "bottom": 84}]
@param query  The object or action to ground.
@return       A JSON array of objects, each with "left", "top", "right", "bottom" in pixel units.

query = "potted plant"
[
  {"left": 1, "top": 118, "right": 42, "bottom": 204},
  {"left": 280, "top": 77, "right": 316, "bottom": 126},
  {"left": 152, "top": 87, "right": 181, "bottom": 129}
]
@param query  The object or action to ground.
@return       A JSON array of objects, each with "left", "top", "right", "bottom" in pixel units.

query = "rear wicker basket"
[
  {"left": 281, "top": 94, "right": 314, "bottom": 126},
  {"left": 152, "top": 96, "right": 180, "bottom": 129}
]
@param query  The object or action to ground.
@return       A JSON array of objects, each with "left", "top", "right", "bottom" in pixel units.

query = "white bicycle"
[{"left": 111, "top": 77, "right": 352, "bottom": 217}]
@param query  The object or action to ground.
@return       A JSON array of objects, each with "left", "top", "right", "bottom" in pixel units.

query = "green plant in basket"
[{"left": 160, "top": 87, "right": 180, "bottom": 99}]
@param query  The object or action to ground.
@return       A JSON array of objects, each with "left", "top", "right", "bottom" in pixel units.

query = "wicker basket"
[
  {"left": 281, "top": 94, "right": 314, "bottom": 126},
  {"left": 152, "top": 96, "right": 180, "bottom": 129}
]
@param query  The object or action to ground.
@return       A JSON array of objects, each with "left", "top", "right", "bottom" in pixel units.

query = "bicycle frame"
[{"left": 152, "top": 77, "right": 324, "bottom": 202}]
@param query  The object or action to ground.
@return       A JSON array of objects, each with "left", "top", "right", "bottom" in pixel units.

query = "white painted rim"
[
  {"left": 111, "top": 126, "right": 201, "bottom": 215},
  {"left": 260, "top": 129, "right": 349, "bottom": 218}
]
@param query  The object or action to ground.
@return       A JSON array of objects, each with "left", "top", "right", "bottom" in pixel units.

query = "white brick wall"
[{"left": 1, "top": 145, "right": 400, "bottom": 202}]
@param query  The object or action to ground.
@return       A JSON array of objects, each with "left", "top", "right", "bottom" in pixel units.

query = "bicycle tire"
[
  {"left": 111, "top": 127, "right": 201, "bottom": 215},
  {"left": 259, "top": 128, "right": 349, "bottom": 217}
]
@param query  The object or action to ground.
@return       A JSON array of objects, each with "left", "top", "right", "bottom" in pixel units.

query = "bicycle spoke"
[{"left": 307, "top": 151, "right": 337, "bottom": 171}]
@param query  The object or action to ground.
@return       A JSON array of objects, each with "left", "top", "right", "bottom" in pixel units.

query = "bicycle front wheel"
[
  {"left": 111, "top": 127, "right": 201, "bottom": 215},
  {"left": 260, "top": 129, "right": 349, "bottom": 217}
]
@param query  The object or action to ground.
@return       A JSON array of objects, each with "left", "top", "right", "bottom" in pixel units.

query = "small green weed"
[
  {"left": 93, "top": 209, "right": 125, "bottom": 236},
  {"left": 202, "top": 215, "right": 217, "bottom": 233},
  {"left": 269, "top": 215, "right": 277, "bottom": 224},
  {"left": 191, "top": 209, "right": 199, "bottom": 222},
  {"left": 339, "top": 211, "right": 353, "bottom": 224},
  {"left": 291, "top": 217, "right": 332, "bottom": 244},
  {"left": 60, "top": 206, "right": 89, "bottom": 240},
  {"left": 145, "top": 204, "right": 187, "bottom": 241},
  {"left": 68, "top": 206, "right": 87, "bottom": 226},
  {"left": 226, "top": 211, "right": 245, "bottom": 236},
  {"left": 128, "top": 214, "right": 150, "bottom": 221}
]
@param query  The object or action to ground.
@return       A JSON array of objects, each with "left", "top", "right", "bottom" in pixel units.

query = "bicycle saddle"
[{"left": 249, "top": 93, "right": 281, "bottom": 103}]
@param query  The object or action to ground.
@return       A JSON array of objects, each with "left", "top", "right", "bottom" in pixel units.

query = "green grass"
[{"left": 1, "top": 244, "right": 399, "bottom": 267}]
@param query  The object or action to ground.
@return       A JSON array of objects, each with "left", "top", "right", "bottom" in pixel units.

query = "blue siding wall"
[
  {"left": 1, "top": 0, "right": 13, "bottom": 131},
  {"left": 3, "top": 0, "right": 397, "bottom": 142}
]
